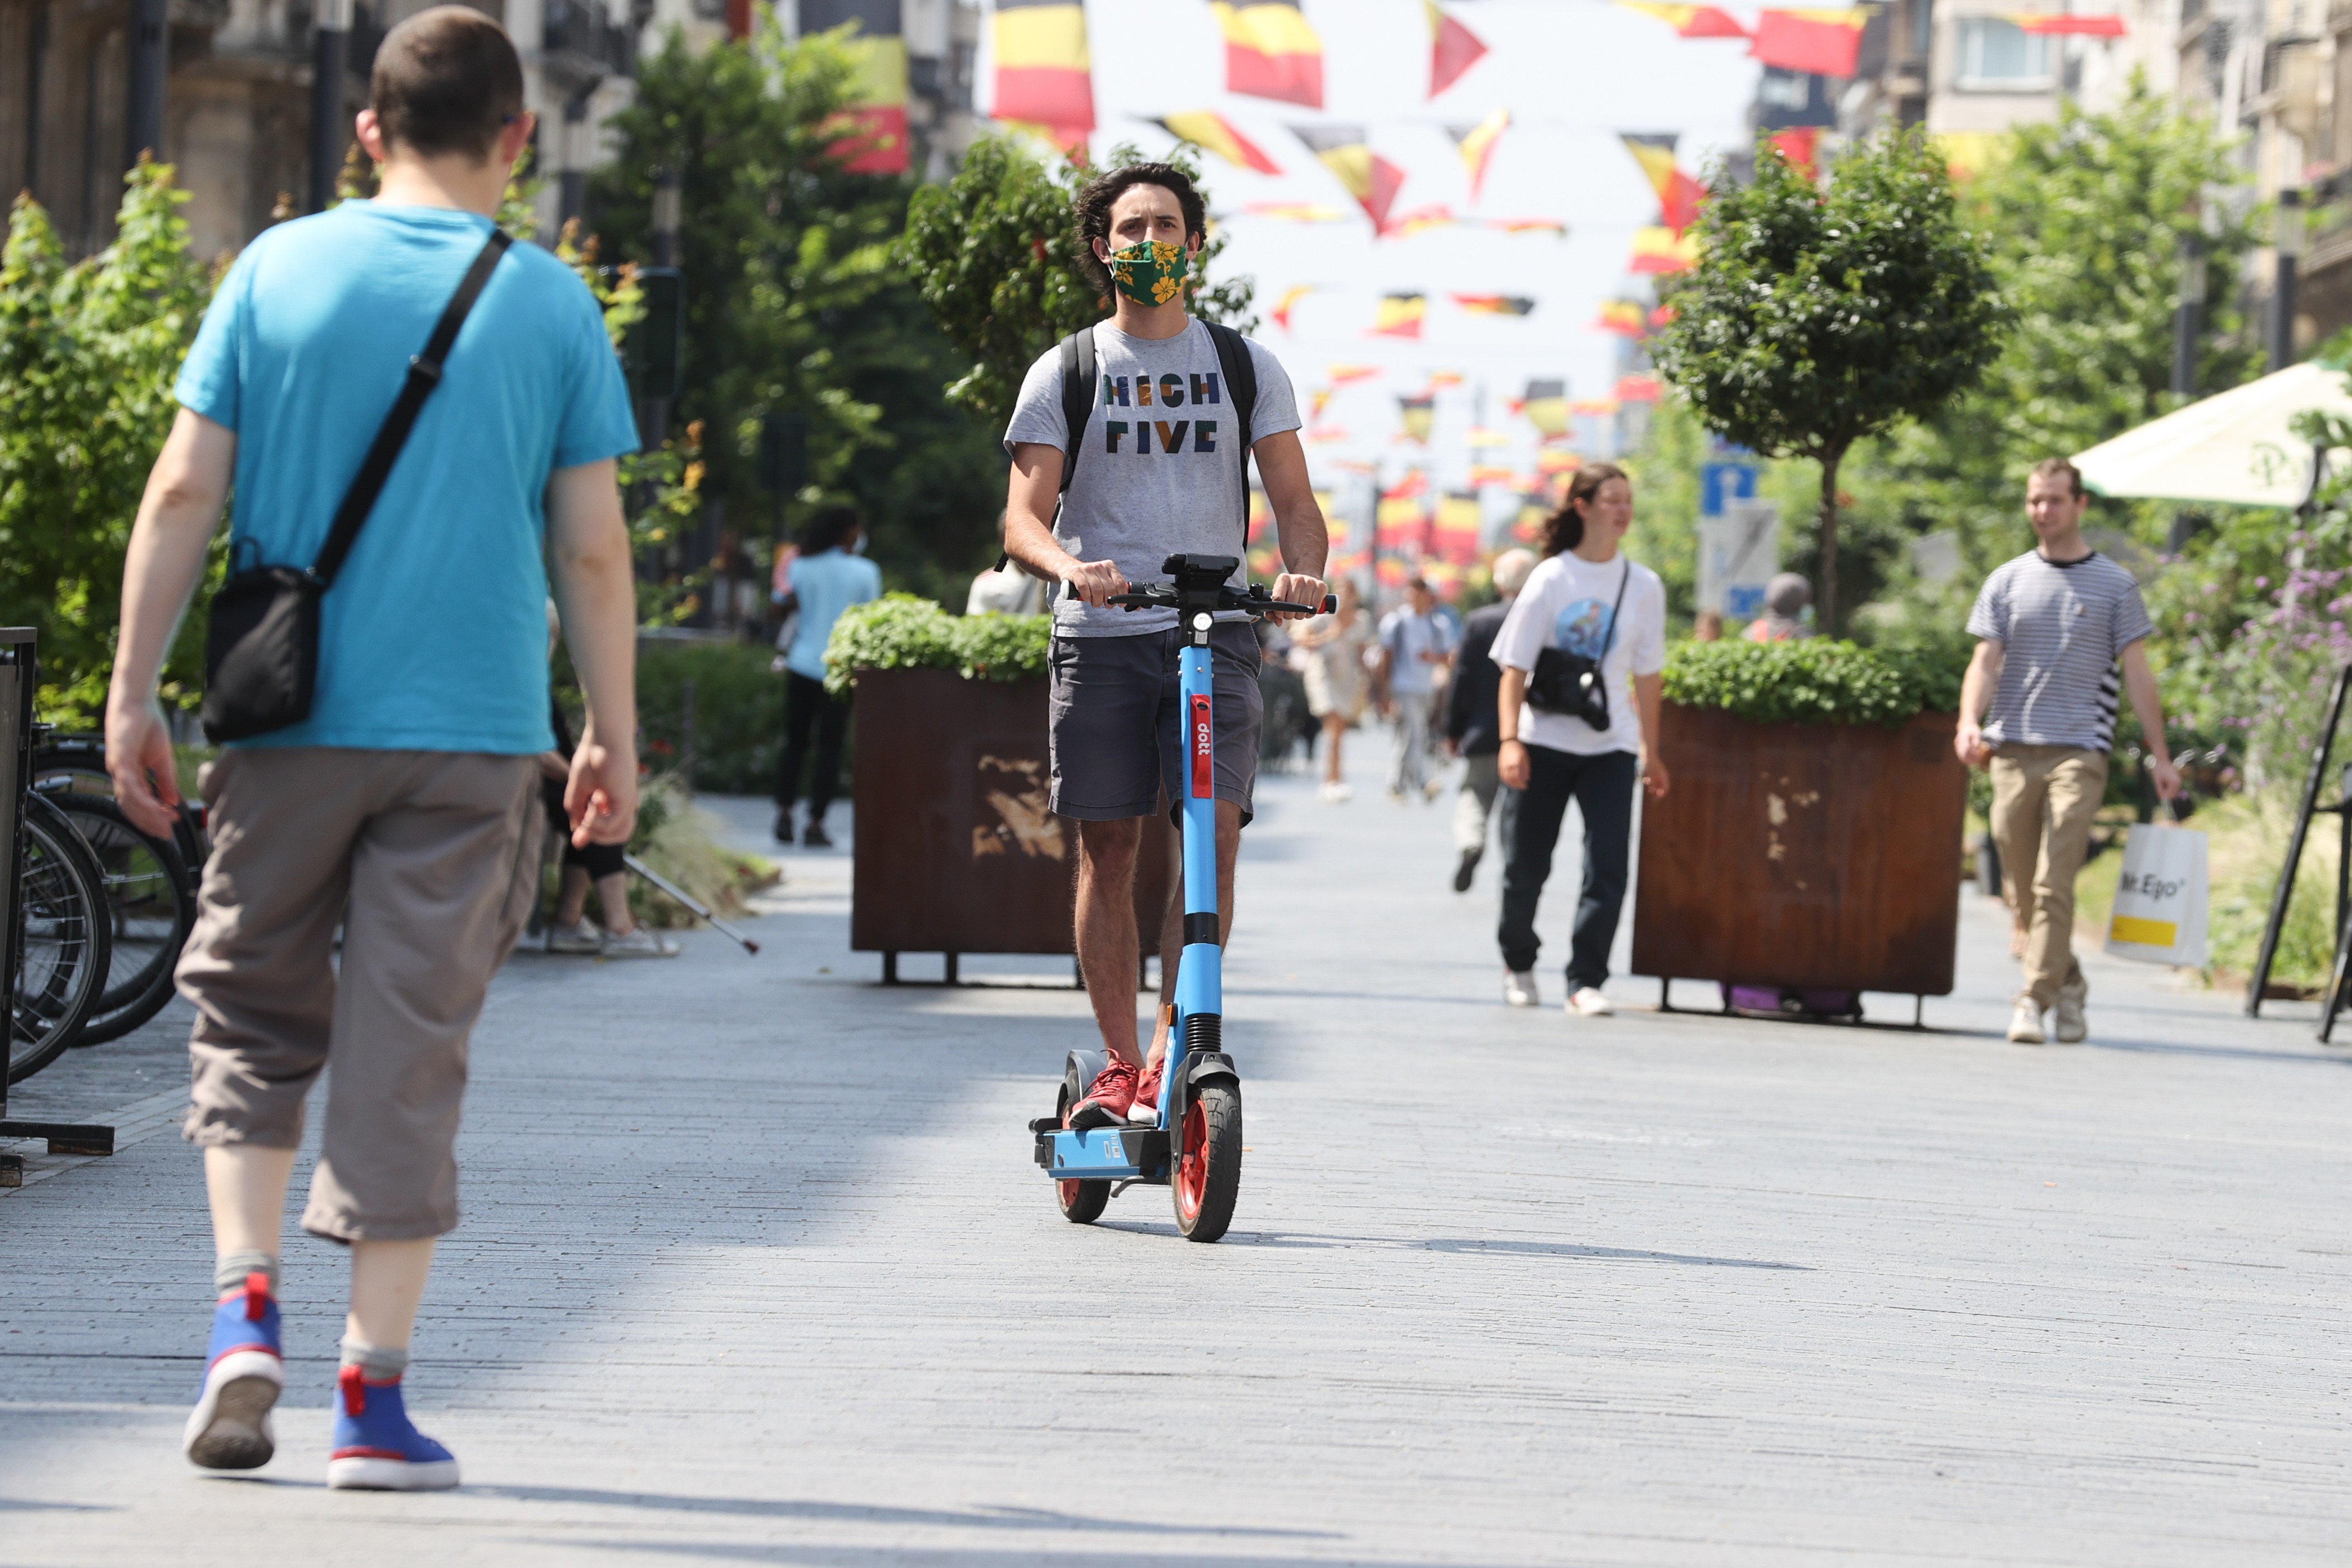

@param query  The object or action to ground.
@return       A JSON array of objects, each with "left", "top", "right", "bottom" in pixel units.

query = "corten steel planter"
[
  {"left": 849, "top": 668, "right": 1173, "bottom": 983},
  {"left": 1631, "top": 703, "right": 1967, "bottom": 998}
]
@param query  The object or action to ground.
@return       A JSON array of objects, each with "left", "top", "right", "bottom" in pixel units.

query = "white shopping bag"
[{"left": 2104, "top": 816, "right": 2208, "bottom": 967}]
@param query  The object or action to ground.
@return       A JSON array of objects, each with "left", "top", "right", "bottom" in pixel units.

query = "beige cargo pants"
[
  {"left": 178, "top": 748, "right": 543, "bottom": 1242},
  {"left": 1989, "top": 744, "right": 2107, "bottom": 1010}
]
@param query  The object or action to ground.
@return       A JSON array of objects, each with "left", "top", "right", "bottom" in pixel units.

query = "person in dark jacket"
[{"left": 1443, "top": 548, "right": 1537, "bottom": 891}]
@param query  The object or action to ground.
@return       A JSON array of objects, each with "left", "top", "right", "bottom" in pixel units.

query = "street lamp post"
[
  {"left": 2274, "top": 187, "right": 2305, "bottom": 370},
  {"left": 309, "top": 0, "right": 354, "bottom": 212},
  {"left": 126, "top": 0, "right": 169, "bottom": 168}
]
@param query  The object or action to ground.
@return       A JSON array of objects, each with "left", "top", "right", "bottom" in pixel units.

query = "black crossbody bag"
[
  {"left": 1527, "top": 559, "right": 1630, "bottom": 730},
  {"left": 201, "top": 229, "right": 513, "bottom": 743}
]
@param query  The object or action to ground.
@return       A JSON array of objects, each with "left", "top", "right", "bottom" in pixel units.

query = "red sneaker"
[
  {"left": 1126, "top": 1059, "right": 1165, "bottom": 1125},
  {"left": 1067, "top": 1057, "right": 1138, "bottom": 1130}
]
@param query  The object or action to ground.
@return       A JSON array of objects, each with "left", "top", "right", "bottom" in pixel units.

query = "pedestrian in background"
[
  {"left": 1743, "top": 573, "right": 1815, "bottom": 642},
  {"left": 1491, "top": 463, "right": 1669, "bottom": 1017},
  {"left": 1293, "top": 577, "right": 1372, "bottom": 802},
  {"left": 104, "top": 7, "right": 640, "bottom": 1490},
  {"left": 1692, "top": 609, "right": 1724, "bottom": 643},
  {"left": 1444, "top": 548, "right": 1537, "bottom": 892},
  {"left": 1955, "top": 457, "right": 2179, "bottom": 1046},
  {"left": 773, "top": 505, "right": 881, "bottom": 848},
  {"left": 1379, "top": 575, "right": 1456, "bottom": 803}
]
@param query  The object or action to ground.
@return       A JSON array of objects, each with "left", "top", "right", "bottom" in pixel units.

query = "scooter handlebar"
[{"left": 1104, "top": 588, "right": 1339, "bottom": 617}]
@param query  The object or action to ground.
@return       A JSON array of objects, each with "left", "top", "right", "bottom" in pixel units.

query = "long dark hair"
[{"left": 1539, "top": 462, "right": 1630, "bottom": 557}]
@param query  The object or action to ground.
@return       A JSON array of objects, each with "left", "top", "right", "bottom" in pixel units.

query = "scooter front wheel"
[{"left": 1173, "top": 1082, "right": 1242, "bottom": 1242}]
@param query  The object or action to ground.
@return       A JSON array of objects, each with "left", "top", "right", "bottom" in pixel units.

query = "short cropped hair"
[
  {"left": 1071, "top": 163, "right": 1206, "bottom": 296},
  {"left": 370, "top": 7, "right": 524, "bottom": 162},
  {"left": 800, "top": 505, "right": 863, "bottom": 554},
  {"left": 2028, "top": 457, "right": 2086, "bottom": 499}
]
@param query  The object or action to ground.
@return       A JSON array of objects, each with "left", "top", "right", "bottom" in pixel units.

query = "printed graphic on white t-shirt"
[{"left": 1489, "top": 551, "right": 1667, "bottom": 756}]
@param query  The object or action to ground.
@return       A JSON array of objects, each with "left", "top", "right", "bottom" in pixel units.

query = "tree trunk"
[{"left": 1817, "top": 448, "right": 1844, "bottom": 637}]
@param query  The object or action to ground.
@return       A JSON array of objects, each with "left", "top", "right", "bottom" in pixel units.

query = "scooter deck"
[{"left": 1034, "top": 1124, "right": 1171, "bottom": 1181}]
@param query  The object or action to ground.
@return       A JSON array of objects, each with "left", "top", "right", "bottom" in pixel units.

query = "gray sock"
[
  {"left": 214, "top": 1250, "right": 279, "bottom": 1296},
  {"left": 339, "top": 1337, "right": 409, "bottom": 1381}
]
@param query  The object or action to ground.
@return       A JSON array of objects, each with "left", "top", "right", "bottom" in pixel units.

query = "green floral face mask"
[{"left": 1105, "top": 240, "right": 1190, "bottom": 307}]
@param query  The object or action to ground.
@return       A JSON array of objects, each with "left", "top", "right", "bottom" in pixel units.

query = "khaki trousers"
[
  {"left": 178, "top": 748, "right": 542, "bottom": 1242},
  {"left": 1989, "top": 744, "right": 2107, "bottom": 1009}
]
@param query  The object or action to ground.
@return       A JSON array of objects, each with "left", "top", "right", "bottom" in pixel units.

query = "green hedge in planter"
[
  {"left": 636, "top": 640, "right": 785, "bottom": 793},
  {"left": 823, "top": 594, "right": 1052, "bottom": 695},
  {"left": 1662, "top": 639, "right": 1964, "bottom": 728}
]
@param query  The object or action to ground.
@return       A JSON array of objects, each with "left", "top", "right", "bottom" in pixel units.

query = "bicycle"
[{"left": 10, "top": 790, "right": 114, "bottom": 1084}]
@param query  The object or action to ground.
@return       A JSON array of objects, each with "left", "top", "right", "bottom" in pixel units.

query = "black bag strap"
[
  {"left": 1595, "top": 557, "right": 1631, "bottom": 663},
  {"left": 1056, "top": 324, "right": 1097, "bottom": 497},
  {"left": 309, "top": 228, "right": 513, "bottom": 588},
  {"left": 1204, "top": 320, "right": 1258, "bottom": 549}
]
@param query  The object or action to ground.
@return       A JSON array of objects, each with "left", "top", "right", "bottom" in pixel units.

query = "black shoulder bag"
[
  {"left": 1527, "top": 559, "right": 1631, "bottom": 730},
  {"left": 200, "top": 228, "right": 513, "bottom": 743}
]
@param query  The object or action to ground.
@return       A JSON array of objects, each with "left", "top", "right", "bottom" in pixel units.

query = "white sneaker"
[
  {"left": 2053, "top": 983, "right": 2087, "bottom": 1043},
  {"left": 546, "top": 918, "right": 603, "bottom": 955},
  {"left": 1319, "top": 780, "right": 1354, "bottom": 803},
  {"left": 1569, "top": 987, "right": 1614, "bottom": 1017},
  {"left": 601, "top": 925, "right": 680, "bottom": 959},
  {"left": 1503, "top": 971, "right": 1539, "bottom": 1008},
  {"left": 2008, "top": 998, "right": 2045, "bottom": 1044},
  {"left": 1422, "top": 779, "right": 1444, "bottom": 802}
]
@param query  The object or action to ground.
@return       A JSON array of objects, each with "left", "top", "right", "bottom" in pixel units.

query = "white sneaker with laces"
[
  {"left": 601, "top": 925, "right": 680, "bottom": 959},
  {"left": 2008, "top": 998, "right": 2046, "bottom": 1044},
  {"left": 1568, "top": 987, "right": 1614, "bottom": 1017},
  {"left": 1503, "top": 971, "right": 1539, "bottom": 1008},
  {"left": 546, "top": 919, "right": 603, "bottom": 955}
]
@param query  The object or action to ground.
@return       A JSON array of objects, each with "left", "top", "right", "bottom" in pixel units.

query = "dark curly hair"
[
  {"left": 1539, "top": 462, "right": 1630, "bottom": 557},
  {"left": 1071, "top": 162, "right": 1206, "bottom": 296}
]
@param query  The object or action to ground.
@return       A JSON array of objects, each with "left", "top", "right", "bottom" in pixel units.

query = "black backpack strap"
[
  {"left": 1057, "top": 324, "right": 1097, "bottom": 496},
  {"left": 309, "top": 228, "right": 513, "bottom": 588},
  {"left": 1204, "top": 321, "right": 1258, "bottom": 550}
]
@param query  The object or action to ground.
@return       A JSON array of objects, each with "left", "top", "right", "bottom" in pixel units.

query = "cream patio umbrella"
[{"left": 2071, "top": 362, "right": 2352, "bottom": 509}]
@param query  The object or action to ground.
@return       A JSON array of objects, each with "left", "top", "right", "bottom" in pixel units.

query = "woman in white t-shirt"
[{"left": 1488, "top": 462, "right": 1669, "bottom": 1017}]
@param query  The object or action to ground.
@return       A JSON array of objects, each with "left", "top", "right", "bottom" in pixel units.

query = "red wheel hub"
[{"left": 1174, "top": 1099, "right": 1208, "bottom": 1221}]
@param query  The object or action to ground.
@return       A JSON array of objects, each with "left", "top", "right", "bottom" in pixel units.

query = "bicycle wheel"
[
  {"left": 49, "top": 791, "right": 194, "bottom": 1044},
  {"left": 10, "top": 794, "right": 113, "bottom": 1083}
]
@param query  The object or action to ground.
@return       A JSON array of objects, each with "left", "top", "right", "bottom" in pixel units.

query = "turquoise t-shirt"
[
  {"left": 173, "top": 201, "right": 640, "bottom": 753},
  {"left": 783, "top": 549, "right": 883, "bottom": 681}
]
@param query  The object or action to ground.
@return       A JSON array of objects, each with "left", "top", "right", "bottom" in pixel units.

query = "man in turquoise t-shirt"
[
  {"left": 104, "top": 7, "right": 640, "bottom": 1493},
  {"left": 773, "top": 506, "right": 882, "bottom": 846}
]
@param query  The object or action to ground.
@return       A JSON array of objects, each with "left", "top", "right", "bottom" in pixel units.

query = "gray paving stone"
[{"left": 4, "top": 742, "right": 2351, "bottom": 1565}]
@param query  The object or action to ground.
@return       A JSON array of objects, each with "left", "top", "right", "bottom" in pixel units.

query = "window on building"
[{"left": 1955, "top": 17, "right": 2053, "bottom": 86}]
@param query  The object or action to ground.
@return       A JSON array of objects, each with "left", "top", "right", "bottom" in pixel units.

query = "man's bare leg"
[
  {"left": 1149, "top": 800, "right": 1242, "bottom": 1067},
  {"left": 1075, "top": 816, "right": 1144, "bottom": 1068}
]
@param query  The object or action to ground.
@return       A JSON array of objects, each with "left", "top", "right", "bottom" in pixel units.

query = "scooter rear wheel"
[
  {"left": 1173, "top": 1082, "right": 1241, "bottom": 1242},
  {"left": 1057, "top": 1177, "right": 1110, "bottom": 1224}
]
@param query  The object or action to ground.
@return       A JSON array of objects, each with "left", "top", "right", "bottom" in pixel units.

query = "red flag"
[
  {"left": 1749, "top": 9, "right": 1866, "bottom": 77},
  {"left": 1425, "top": 1, "right": 1489, "bottom": 96},
  {"left": 2010, "top": 11, "right": 2125, "bottom": 32},
  {"left": 1770, "top": 125, "right": 1821, "bottom": 178}
]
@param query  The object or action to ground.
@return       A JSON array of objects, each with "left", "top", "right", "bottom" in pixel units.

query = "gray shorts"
[{"left": 1048, "top": 624, "right": 1263, "bottom": 824}]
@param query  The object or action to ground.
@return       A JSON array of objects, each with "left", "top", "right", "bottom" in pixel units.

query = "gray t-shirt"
[
  {"left": 1965, "top": 549, "right": 2154, "bottom": 752},
  {"left": 1004, "top": 318, "right": 1301, "bottom": 637}
]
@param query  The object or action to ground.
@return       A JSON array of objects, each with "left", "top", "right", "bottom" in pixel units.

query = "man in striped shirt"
[{"left": 1956, "top": 458, "right": 2180, "bottom": 1046}]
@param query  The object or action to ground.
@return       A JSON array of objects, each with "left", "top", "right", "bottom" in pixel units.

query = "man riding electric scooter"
[{"left": 1000, "top": 161, "right": 1328, "bottom": 1228}]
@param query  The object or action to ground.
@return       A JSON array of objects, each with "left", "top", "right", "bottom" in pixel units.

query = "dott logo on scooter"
[{"left": 1190, "top": 694, "right": 1213, "bottom": 797}]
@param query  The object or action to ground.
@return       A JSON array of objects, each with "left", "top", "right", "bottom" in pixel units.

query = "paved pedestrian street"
[{"left": 6, "top": 745, "right": 2351, "bottom": 1566}]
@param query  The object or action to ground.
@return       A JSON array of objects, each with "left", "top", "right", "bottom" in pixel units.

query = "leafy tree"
[
  {"left": 1, "top": 161, "right": 215, "bottom": 718},
  {"left": 900, "top": 137, "right": 1258, "bottom": 429},
  {"left": 1651, "top": 128, "right": 2004, "bottom": 632}
]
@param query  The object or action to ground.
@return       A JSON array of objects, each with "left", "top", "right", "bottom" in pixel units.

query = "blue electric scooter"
[{"left": 1029, "top": 553, "right": 1330, "bottom": 1242}]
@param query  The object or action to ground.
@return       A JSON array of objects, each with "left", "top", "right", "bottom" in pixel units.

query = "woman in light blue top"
[{"left": 773, "top": 505, "right": 881, "bottom": 846}]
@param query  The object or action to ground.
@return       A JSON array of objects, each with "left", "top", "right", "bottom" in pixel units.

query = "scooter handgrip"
[{"left": 1321, "top": 594, "right": 1337, "bottom": 613}]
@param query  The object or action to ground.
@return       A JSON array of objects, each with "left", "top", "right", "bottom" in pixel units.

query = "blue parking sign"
[{"left": 1700, "top": 462, "right": 1759, "bottom": 518}]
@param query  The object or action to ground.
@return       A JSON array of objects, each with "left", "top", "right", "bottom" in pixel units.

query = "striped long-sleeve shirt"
[{"left": 1965, "top": 550, "right": 2154, "bottom": 753}]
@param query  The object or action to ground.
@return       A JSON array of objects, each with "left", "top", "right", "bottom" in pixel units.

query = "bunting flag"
[
  {"left": 805, "top": 0, "right": 909, "bottom": 174},
  {"left": 1328, "top": 363, "right": 1383, "bottom": 384},
  {"left": 1308, "top": 387, "right": 1334, "bottom": 421},
  {"left": 1770, "top": 125, "right": 1821, "bottom": 178},
  {"left": 1467, "top": 425, "right": 1507, "bottom": 446},
  {"left": 1447, "top": 108, "right": 1510, "bottom": 203},
  {"left": 1385, "top": 470, "right": 1430, "bottom": 498},
  {"left": 991, "top": 0, "right": 1094, "bottom": 147},
  {"left": 1245, "top": 202, "right": 1350, "bottom": 222},
  {"left": 1376, "top": 486, "right": 1431, "bottom": 554},
  {"left": 1594, "top": 299, "right": 1648, "bottom": 336},
  {"left": 1293, "top": 125, "right": 1407, "bottom": 232},
  {"left": 1536, "top": 448, "right": 1583, "bottom": 474},
  {"left": 1434, "top": 491, "right": 1483, "bottom": 564},
  {"left": 1453, "top": 294, "right": 1535, "bottom": 316},
  {"left": 1649, "top": 303, "right": 1677, "bottom": 327},
  {"left": 1371, "top": 293, "right": 1428, "bottom": 338},
  {"left": 1571, "top": 398, "right": 1620, "bottom": 416},
  {"left": 1512, "top": 501, "right": 1547, "bottom": 541},
  {"left": 1387, "top": 205, "right": 1457, "bottom": 238},
  {"left": 1631, "top": 225, "right": 1700, "bottom": 273},
  {"left": 1621, "top": 134, "right": 1706, "bottom": 236},
  {"left": 2009, "top": 11, "right": 2126, "bottom": 32},
  {"left": 1153, "top": 111, "right": 1282, "bottom": 174},
  {"left": 1615, "top": 374, "right": 1663, "bottom": 403},
  {"left": 1213, "top": 0, "right": 1325, "bottom": 107},
  {"left": 1305, "top": 424, "right": 1350, "bottom": 442},
  {"left": 1470, "top": 462, "right": 1516, "bottom": 486},
  {"left": 1425, "top": 1, "right": 1489, "bottom": 96},
  {"left": 1426, "top": 370, "right": 1464, "bottom": 388},
  {"left": 1488, "top": 216, "right": 1566, "bottom": 236},
  {"left": 1397, "top": 394, "right": 1436, "bottom": 442},
  {"left": 1522, "top": 379, "right": 1569, "bottom": 439},
  {"left": 1272, "top": 284, "right": 1317, "bottom": 333},
  {"left": 1749, "top": 9, "right": 1868, "bottom": 77},
  {"left": 1614, "top": 0, "right": 1750, "bottom": 36}
]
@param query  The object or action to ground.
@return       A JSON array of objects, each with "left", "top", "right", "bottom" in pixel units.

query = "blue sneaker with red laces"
[
  {"left": 327, "top": 1364, "right": 461, "bottom": 1491},
  {"left": 183, "top": 1272, "right": 282, "bottom": 1470}
]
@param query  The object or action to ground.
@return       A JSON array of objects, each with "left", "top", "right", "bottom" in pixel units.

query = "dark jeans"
[
  {"left": 775, "top": 670, "right": 850, "bottom": 821},
  {"left": 1498, "top": 745, "right": 1638, "bottom": 990}
]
